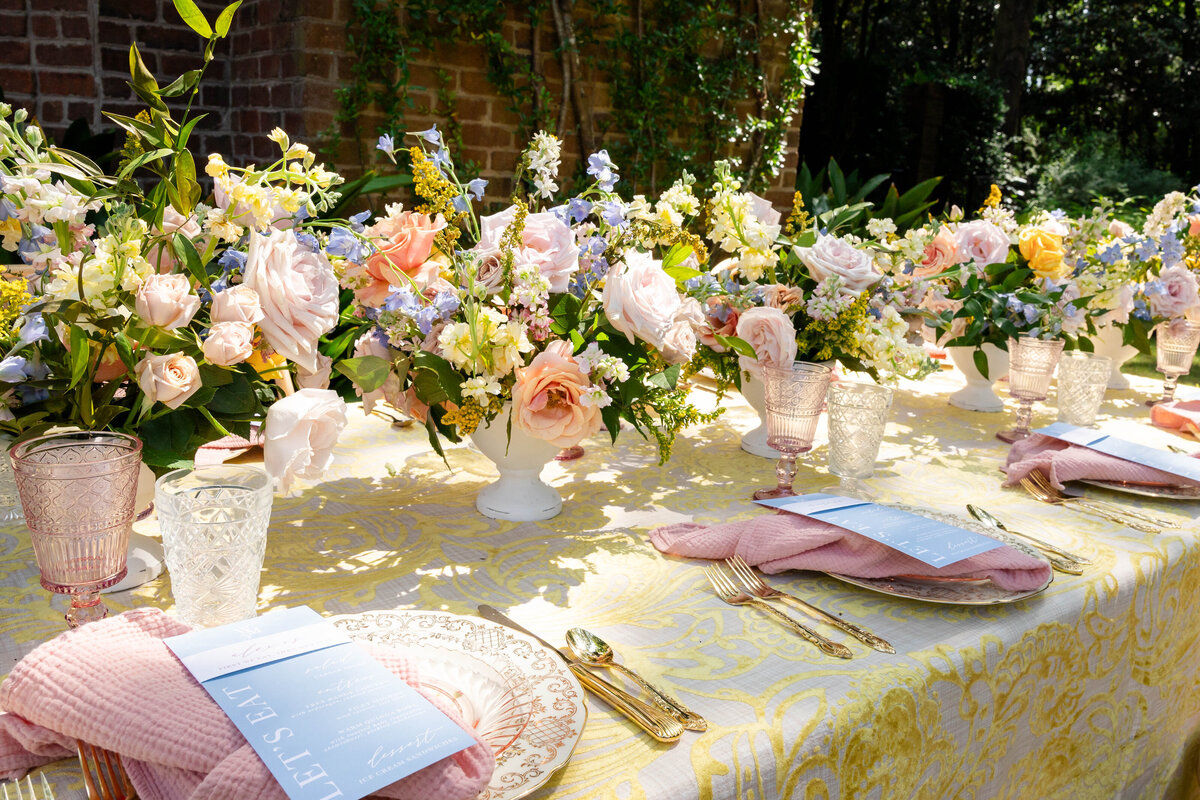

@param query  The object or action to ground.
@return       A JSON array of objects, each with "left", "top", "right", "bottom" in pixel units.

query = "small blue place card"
[
  {"left": 166, "top": 606, "right": 476, "bottom": 800},
  {"left": 1035, "top": 422, "right": 1200, "bottom": 483},
  {"left": 756, "top": 493, "right": 1002, "bottom": 568}
]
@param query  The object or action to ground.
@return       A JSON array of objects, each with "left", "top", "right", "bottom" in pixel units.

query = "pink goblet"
[
  {"left": 11, "top": 432, "right": 143, "bottom": 627},
  {"left": 753, "top": 361, "right": 833, "bottom": 500}
]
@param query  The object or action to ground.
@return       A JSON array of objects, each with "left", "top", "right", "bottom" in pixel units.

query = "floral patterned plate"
[{"left": 332, "top": 610, "right": 587, "bottom": 800}]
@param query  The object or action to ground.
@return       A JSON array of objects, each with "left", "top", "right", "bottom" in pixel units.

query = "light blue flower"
[
  {"left": 588, "top": 257, "right": 609, "bottom": 279},
  {"left": 451, "top": 195, "right": 471, "bottom": 214},
  {"left": 326, "top": 227, "right": 368, "bottom": 263},
  {"left": 1160, "top": 231, "right": 1185, "bottom": 268},
  {"left": 17, "top": 315, "right": 47, "bottom": 347},
  {"left": 414, "top": 306, "right": 440, "bottom": 335},
  {"left": 218, "top": 249, "right": 247, "bottom": 273},
  {"left": 349, "top": 210, "right": 372, "bottom": 232},
  {"left": 1050, "top": 208, "right": 1067, "bottom": 220},
  {"left": 1098, "top": 242, "right": 1123, "bottom": 266},
  {"left": 598, "top": 200, "right": 626, "bottom": 228},
  {"left": 467, "top": 178, "right": 487, "bottom": 200},
  {"left": 1134, "top": 237, "right": 1159, "bottom": 262},
  {"left": 0, "top": 356, "right": 28, "bottom": 383},
  {"left": 433, "top": 291, "right": 460, "bottom": 318},
  {"left": 429, "top": 149, "right": 451, "bottom": 171},
  {"left": 568, "top": 198, "right": 593, "bottom": 224},
  {"left": 376, "top": 134, "right": 395, "bottom": 156},
  {"left": 0, "top": 198, "right": 16, "bottom": 221},
  {"left": 415, "top": 124, "right": 442, "bottom": 146},
  {"left": 294, "top": 232, "right": 320, "bottom": 252},
  {"left": 587, "top": 150, "right": 619, "bottom": 191},
  {"left": 382, "top": 288, "right": 421, "bottom": 316}
]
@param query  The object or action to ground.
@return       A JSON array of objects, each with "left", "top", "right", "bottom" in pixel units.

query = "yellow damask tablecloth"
[{"left": 3, "top": 368, "right": 1200, "bottom": 800}]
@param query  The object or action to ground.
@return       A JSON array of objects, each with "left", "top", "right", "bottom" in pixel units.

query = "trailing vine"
[{"left": 327, "top": 1, "right": 817, "bottom": 194}]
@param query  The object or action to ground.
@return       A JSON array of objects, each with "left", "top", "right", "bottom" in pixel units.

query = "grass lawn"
[{"left": 1122, "top": 349, "right": 1199, "bottom": 387}]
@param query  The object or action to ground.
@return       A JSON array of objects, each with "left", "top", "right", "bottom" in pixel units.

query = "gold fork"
[
  {"left": 725, "top": 556, "right": 895, "bottom": 653},
  {"left": 1, "top": 775, "right": 55, "bottom": 800},
  {"left": 1026, "top": 471, "right": 1178, "bottom": 529},
  {"left": 76, "top": 741, "right": 137, "bottom": 800},
  {"left": 1019, "top": 476, "right": 1159, "bottom": 533},
  {"left": 703, "top": 566, "right": 853, "bottom": 658}
]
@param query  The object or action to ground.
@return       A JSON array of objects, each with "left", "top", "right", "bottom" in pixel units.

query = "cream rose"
[
  {"left": 296, "top": 353, "right": 333, "bottom": 390},
  {"left": 210, "top": 285, "right": 265, "bottom": 325},
  {"left": 602, "top": 251, "right": 681, "bottom": 350},
  {"left": 794, "top": 235, "right": 881, "bottom": 294},
  {"left": 242, "top": 229, "right": 340, "bottom": 373},
  {"left": 201, "top": 321, "right": 255, "bottom": 367},
  {"left": 954, "top": 220, "right": 1011, "bottom": 267},
  {"left": 660, "top": 297, "right": 703, "bottom": 365},
  {"left": 512, "top": 341, "right": 602, "bottom": 448},
  {"left": 135, "top": 352, "right": 201, "bottom": 410},
  {"left": 736, "top": 306, "right": 798, "bottom": 378},
  {"left": 480, "top": 205, "right": 578, "bottom": 293},
  {"left": 135, "top": 273, "right": 201, "bottom": 331},
  {"left": 263, "top": 388, "right": 348, "bottom": 493}
]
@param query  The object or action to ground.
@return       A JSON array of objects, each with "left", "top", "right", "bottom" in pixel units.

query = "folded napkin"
[
  {"left": 650, "top": 512, "right": 1051, "bottom": 591},
  {"left": 0, "top": 609, "right": 495, "bottom": 800},
  {"left": 194, "top": 430, "right": 265, "bottom": 467},
  {"left": 1002, "top": 433, "right": 1200, "bottom": 490},
  {"left": 1150, "top": 399, "right": 1200, "bottom": 439}
]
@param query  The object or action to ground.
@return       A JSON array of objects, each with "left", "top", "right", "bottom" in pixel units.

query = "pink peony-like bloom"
[
  {"left": 913, "top": 225, "right": 961, "bottom": 278},
  {"left": 242, "top": 229, "right": 340, "bottom": 373},
  {"left": 794, "top": 235, "right": 881, "bottom": 294},
  {"left": 263, "top": 388, "right": 348, "bottom": 493},
  {"left": 201, "top": 322, "right": 255, "bottom": 367},
  {"left": 512, "top": 340, "right": 602, "bottom": 448},
  {"left": 1150, "top": 265, "right": 1200, "bottom": 320},
  {"left": 362, "top": 211, "right": 446, "bottom": 301},
  {"left": 135, "top": 273, "right": 201, "bottom": 331},
  {"left": 135, "top": 352, "right": 201, "bottom": 410},
  {"left": 696, "top": 298, "right": 739, "bottom": 352},
  {"left": 954, "top": 220, "right": 1011, "bottom": 268},
  {"left": 146, "top": 207, "right": 205, "bottom": 274},
  {"left": 210, "top": 285, "right": 264, "bottom": 325},
  {"left": 479, "top": 206, "right": 578, "bottom": 293},
  {"left": 602, "top": 251, "right": 681, "bottom": 351},
  {"left": 736, "top": 306, "right": 798, "bottom": 378}
]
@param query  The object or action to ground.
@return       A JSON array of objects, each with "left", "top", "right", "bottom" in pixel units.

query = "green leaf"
[
  {"left": 172, "top": 0, "right": 213, "bottom": 37},
  {"left": 172, "top": 233, "right": 210, "bottom": 290},
  {"left": 207, "top": 372, "right": 258, "bottom": 415},
  {"left": 713, "top": 334, "right": 757, "bottom": 358},
  {"left": 177, "top": 114, "right": 207, "bottom": 148},
  {"left": 128, "top": 44, "right": 159, "bottom": 92},
  {"left": 68, "top": 326, "right": 89, "bottom": 388},
  {"left": 104, "top": 112, "right": 161, "bottom": 146},
  {"left": 159, "top": 69, "right": 202, "bottom": 98},
  {"left": 117, "top": 147, "right": 173, "bottom": 180},
  {"left": 897, "top": 177, "right": 942, "bottom": 210},
  {"left": 411, "top": 351, "right": 464, "bottom": 406},
  {"left": 215, "top": 0, "right": 242, "bottom": 36},
  {"left": 197, "top": 364, "right": 234, "bottom": 388},
  {"left": 828, "top": 158, "right": 846, "bottom": 205},
  {"left": 661, "top": 244, "right": 693, "bottom": 271},
  {"left": 173, "top": 148, "right": 201, "bottom": 213},
  {"left": 138, "top": 408, "right": 198, "bottom": 453},
  {"left": 972, "top": 348, "right": 989, "bottom": 380},
  {"left": 141, "top": 449, "right": 194, "bottom": 470},
  {"left": 333, "top": 356, "right": 391, "bottom": 393}
]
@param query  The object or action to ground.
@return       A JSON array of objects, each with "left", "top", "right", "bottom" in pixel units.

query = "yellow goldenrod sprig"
[{"left": 784, "top": 191, "right": 810, "bottom": 235}]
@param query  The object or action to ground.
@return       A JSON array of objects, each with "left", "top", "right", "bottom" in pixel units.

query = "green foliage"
[{"left": 795, "top": 157, "right": 941, "bottom": 235}]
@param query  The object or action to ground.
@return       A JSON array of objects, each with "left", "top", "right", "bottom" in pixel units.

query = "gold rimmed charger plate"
[{"left": 1075, "top": 479, "right": 1200, "bottom": 500}]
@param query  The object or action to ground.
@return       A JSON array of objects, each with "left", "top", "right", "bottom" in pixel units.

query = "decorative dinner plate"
[
  {"left": 824, "top": 504, "right": 1053, "bottom": 605},
  {"left": 1076, "top": 479, "right": 1200, "bottom": 499},
  {"left": 331, "top": 610, "right": 587, "bottom": 800}
]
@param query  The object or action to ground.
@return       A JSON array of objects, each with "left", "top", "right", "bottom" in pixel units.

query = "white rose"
[
  {"left": 793, "top": 235, "right": 881, "bottom": 294},
  {"left": 602, "top": 251, "right": 681, "bottom": 350},
  {"left": 263, "top": 388, "right": 348, "bottom": 493}
]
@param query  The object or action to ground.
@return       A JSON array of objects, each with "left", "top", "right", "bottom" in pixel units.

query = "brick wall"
[{"left": 1, "top": 0, "right": 803, "bottom": 207}]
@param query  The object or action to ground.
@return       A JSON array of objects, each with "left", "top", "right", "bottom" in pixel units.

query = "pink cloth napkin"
[
  {"left": 650, "top": 512, "right": 1051, "bottom": 591},
  {"left": 194, "top": 431, "right": 265, "bottom": 467},
  {"left": 0, "top": 609, "right": 495, "bottom": 800},
  {"left": 1150, "top": 399, "right": 1200, "bottom": 439},
  {"left": 1002, "top": 433, "right": 1200, "bottom": 490}
]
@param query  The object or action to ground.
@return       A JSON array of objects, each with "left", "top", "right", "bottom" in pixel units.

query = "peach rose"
[
  {"left": 913, "top": 225, "right": 960, "bottom": 278},
  {"left": 242, "top": 229, "right": 340, "bottom": 373},
  {"left": 135, "top": 352, "right": 201, "bottom": 410},
  {"left": 736, "top": 306, "right": 798, "bottom": 378},
  {"left": 512, "top": 340, "right": 602, "bottom": 448},
  {"left": 697, "top": 298, "right": 739, "bottom": 352},
  {"left": 761, "top": 284, "right": 805, "bottom": 310},
  {"left": 263, "top": 387, "right": 348, "bottom": 493},
  {"left": 1018, "top": 227, "right": 1068, "bottom": 279},
  {"left": 146, "top": 207, "right": 205, "bottom": 274},
  {"left": 201, "top": 322, "right": 255, "bottom": 367},
  {"left": 480, "top": 205, "right": 578, "bottom": 293},
  {"left": 363, "top": 211, "right": 446, "bottom": 298},
  {"left": 210, "top": 285, "right": 264, "bottom": 325},
  {"left": 1109, "top": 219, "right": 1135, "bottom": 238},
  {"left": 602, "top": 251, "right": 681, "bottom": 350},
  {"left": 1188, "top": 215, "right": 1200, "bottom": 238},
  {"left": 135, "top": 273, "right": 201, "bottom": 331},
  {"left": 954, "top": 220, "right": 1011, "bottom": 267}
]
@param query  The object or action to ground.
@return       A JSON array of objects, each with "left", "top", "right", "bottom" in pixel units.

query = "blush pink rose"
[
  {"left": 296, "top": 354, "right": 333, "bottom": 390},
  {"left": 697, "top": 298, "right": 739, "bottom": 352},
  {"left": 201, "top": 322, "right": 255, "bottom": 367},
  {"left": 794, "top": 235, "right": 880, "bottom": 294},
  {"left": 1150, "top": 265, "right": 1200, "bottom": 320},
  {"left": 363, "top": 211, "right": 446, "bottom": 299},
  {"left": 913, "top": 226, "right": 961, "bottom": 278},
  {"left": 602, "top": 251, "right": 681, "bottom": 351},
  {"left": 660, "top": 297, "right": 703, "bottom": 365},
  {"left": 210, "top": 285, "right": 264, "bottom": 325},
  {"left": 747, "top": 192, "right": 783, "bottom": 228},
  {"left": 736, "top": 306, "right": 798, "bottom": 378},
  {"left": 263, "top": 388, "right": 348, "bottom": 493},
  {"left": 135, "top": 273, "right": 201, "bottom": 331},
  {"left": 1108, "top": 219, "right": 1135, "bottom": 238},
  {"left": 480, "top": 206, "right": 578, "bottom": 293},
  {"left": 135, "top": 352, "right": 201, "bottom": 410},
  {"left": 954, "top": 220, "right": 1011, "bottom": 267},
  {"left": 512, "top": 340, "right": 602, "bottom": 448},
  {"left": 242, "top": 229, "right": 340, "bottom": 373},
  {"left": 146, "top": 207, "right": 206, "bottom": 274}
]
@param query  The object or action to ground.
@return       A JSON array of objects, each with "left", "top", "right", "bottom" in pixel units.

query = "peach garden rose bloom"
[
  {"left": 735, "top": 306, "right": 798, "bottom": 378},
  {"left": 1108, "top": 219, "right": 1135, "bottom": 238},
  {"left": 362, "top": 211, "right": 447, "bottom": 300},
  {"left": 1018, "top": 227, "right": 1068, "bottom": 280},
  {"left": 512, "top": 340, "right": 602, "bottom": 448},
  {"left": 913, "top": 225, "right": 961, "bottom": 278},
  {"left": 135, "top": 352, "right": 201, "bottom": 410},
  {"left": 134, "top": 273, "right": 201, "bottom": 331}
]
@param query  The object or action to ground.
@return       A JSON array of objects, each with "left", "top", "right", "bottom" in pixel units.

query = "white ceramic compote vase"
[
  {"left": 470, "top": 410, "right": 563, "bottom": 522},
  {"left": 1091, "top": 322, "right": 1139, "bottom": 390},
  {"left": 739, "top": 372, "right": 781, "bottom": 459},
  {"left": 945, "top": 344, "right": 1009, "bottom": 412}
]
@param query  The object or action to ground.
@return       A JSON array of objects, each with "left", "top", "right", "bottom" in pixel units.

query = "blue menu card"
[
  {"left": 1035, "top": 422, "right": 1200, "bottom": 483},
  {"left": 166, "top": 606, "right": 476, "bottom": 800},
  {"left": 756, "top": 493, "right": 1002, "bottom": 568}
]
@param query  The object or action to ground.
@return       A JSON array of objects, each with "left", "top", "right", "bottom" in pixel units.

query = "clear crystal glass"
[
  {"left": 156, "top": 465, "right": 273, "bottom": 628},
  {"left": 827, "top": 382, "right": 894, "bottom": 479},
  {"left": 0, "top": 443, "right": 24, "bottom": 522},
  {"left": 11, "top": 432, "right": 143, "bottom": 627},
  {"left": 753, "top": 362, "right": 832, "bottom": 500},
  {"left": 998, "top": 336, "right": 1064, "bottom": 443},
  {"left": 1152, "top": 320, "right": 1200, "bottom": 405},
  {"left": 1056, "top": 351, "right": 1112, "bottom": 427}
]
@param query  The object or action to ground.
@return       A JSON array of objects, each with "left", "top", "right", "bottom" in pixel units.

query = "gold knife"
[{"left": 477, "top": 605, "right": 684, "bottom": 743}]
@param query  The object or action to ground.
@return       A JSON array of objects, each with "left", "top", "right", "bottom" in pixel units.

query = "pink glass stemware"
[
  {"left": 11, "top": 432, "right": 143, "bottom": 627},
  {"left": 997, "top": 336, "right": 1064, "bottom": 443},
  {"left": 1149, "top": 320, "right": 1200, "bottom": 406},
  {"left": 753, "top": 362, "right": 833, "bottom": 500}
]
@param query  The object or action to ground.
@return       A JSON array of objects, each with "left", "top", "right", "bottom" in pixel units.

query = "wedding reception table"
[{"left": 2, "top": 367, "right": 1199, "bottom": 800}]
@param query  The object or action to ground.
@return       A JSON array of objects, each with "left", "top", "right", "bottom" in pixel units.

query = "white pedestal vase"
[
  {"left": 1091, "top": 323, "right": 1139, "bottom": 390},
  {"left": 946, "top": 344, "right": 1010, "bottom": 412},
  {"left": 739, "top": 373, "right": 781, "bottom": 459},
  {"left": 470, "top": 411, "right": 563, "bottom": 522},
  {"left": 102, "top": 462, "right": 165, "bottom": 593}
]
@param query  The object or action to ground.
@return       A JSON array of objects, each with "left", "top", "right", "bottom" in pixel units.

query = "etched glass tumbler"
[
  {"left": 753, "top": 362, "right": 832, "bottom": 500},
  {"left": 11, "top": 432, "right": 143, "bottom": 627},
  {"left": 155, "top": 465, "right": 273, "bottom": 628},
  {"left": 1056, "top": 351, "right": 1112, "bottom": 427},
  {"left": 1151, "top": 320, "right": 1200, "bottom": 405},
  {"left": 997, "top": 336, "right": 1064, "bottom": 443},
  {"left": 827, "top": 382, "right": 894, "bottom": 479}
]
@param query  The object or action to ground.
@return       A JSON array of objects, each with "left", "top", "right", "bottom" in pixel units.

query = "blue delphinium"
[
  {"left": 1160, "top": 230, "right": 1185, "bottom": 268},
  {"left": 16, "top": 315, "right": 48, "bottom": 347},
  {"left": 466, "top": 178, "right": 487, "bottom": 201},
  {"left": 383, "top": 287, "right": 421, "bottom": 316},
  {"left": 0, "top": 356, "right": 29, "bottom": 383},
  {"left": 1134, "top": 237, "right": 1159, "bottom": 262},
  {"left": 567, "top": 198, "right": 593, "bottom": 224},
  {"left": 433, "top": 291, "right": 460, "bottom": 318},
  {"left": 413, "top": 306, "right": 440, "bottom": 335},
  {"left": 1098, "top": 242, "right": 1123, "bottom": 266},
  {"left": 598, "top": 200, "right": 626, "bottom": 228},
  {"left": 349, "top": 210, "right": 372, "bottom": 233},
  {"left": 587, "top": 150, "right": 619, "bottom": 191},
  {"left": 326, "top": 227, "right": 368, "bottom": 263},
  {"left": 376, "top": 134, "right": 395, "bottom": 157},
  {"left": 415, "top": 124, "right": 442, "bottom": 146}
]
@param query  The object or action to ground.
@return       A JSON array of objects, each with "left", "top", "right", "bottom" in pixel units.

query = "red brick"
[
  {"left": 3, "top": 12, "right": 32, "bottom": 35},
  {"left": 35, "top": 43, "right": 92, "bottom": 68},
  {"left": 39, "top": 71, "right": 95, "bottom": 96},
  {"left": 39, "top": 100, "right": 64, "bottom": 124},
  {"left": 0, "top": 0, "right": 23, "bottom": 10},
  {"left": 0, "top": 67, "right": 33, "bottom": 94},
  {"left": 60, "top": 16, "right": 92, "bottom": 39},
  {"left": 39, "top": 0, "right": 87, "bottom": 11},
  {"left": 99, "top": 0, "right": 156, "bottom": 21},
  {"left": 66, "top": 101, "right": 94, "bottom": 121},
  {"left": 100, "top": 46, "right": 128, "bottom": 73},
  {"left": 0, "top": 38, "right": 29, "bottom": 63}
]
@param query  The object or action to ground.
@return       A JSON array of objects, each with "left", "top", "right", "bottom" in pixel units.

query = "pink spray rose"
[
  {"left": 479, "top": 205, "right": 578, "bottom": 293},
  {"left": 954, "top": 220, "right": 1011, "bottom": 268},
  {"left": 135, "top": 352, "right": 201, "bottom": 410},
  {"left": 602, "top": 251, "right": 681, "bottom": 351},
  {"left": 135, "top": 273, "right": 201, "bottom": 331},
  {"left": 1108, "top": 219, "right": 1135, "bottom": 238},
  {"left": 146, "top": 207, "right": 205, "bottom": 274},
  {"left": 362, "top": 211, "right": 446, "bottom": 301},
  {"left": 201, "top": 322, "right": 255, "bottom": 367},
  {"left": 210, "top": 285, "right": 265, "bottom": 325},
  {"left": 735, "top": 306, "right": 798, "bottom": 378},
  {"left": 512, "top": 340, "right": 602, "bottom": 448},
  {"left": 913, "top": 226, "right": 961, "bottom": 278},
  {"left": 747, "top": 192, "right": 783, "bottom": 228}
]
